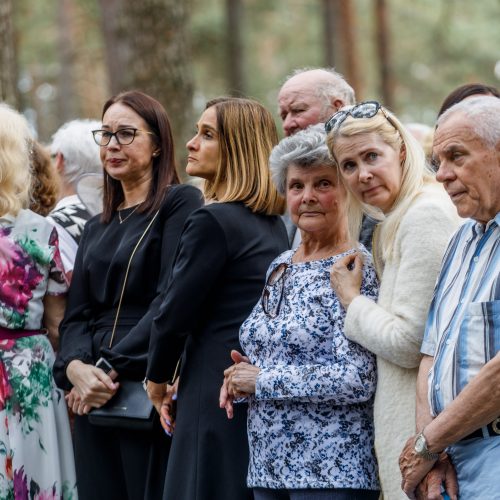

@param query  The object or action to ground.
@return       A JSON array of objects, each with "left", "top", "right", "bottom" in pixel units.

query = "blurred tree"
[
  {"left": 338, "top": 0, "right": 363, "bottom": 98},
  {"left": 56, "top": 0, "right": 77, "bottom": 120},
  {"left": 106, "top": 0, "right": 194, "bottom": 169},
  {"left": 98, "top": 0, "right": 129, "bottom": 96},
  {"left": 374, "top": 0, "right": 394, "bottom": 108},
  {"left": 322, "top": 0, "right": 338, "bottom": 67},
  {"left": 0, "top": 0, "right": 19, "bottom": 107},
  {"left": 226, "top": 0, "right": 245, "bottom": 96}
]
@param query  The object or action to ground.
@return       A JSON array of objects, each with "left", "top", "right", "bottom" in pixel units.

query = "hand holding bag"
[{"left": 88, "top": 210, "right": 159, "bottom": 431}]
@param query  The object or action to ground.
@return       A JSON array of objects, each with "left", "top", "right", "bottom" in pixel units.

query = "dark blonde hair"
[
  {"left": 30, "top": 141, "right": 59, "bottom": 216},
  {"left": 203, "top": 97, "right": 285, "bottom": 215}
]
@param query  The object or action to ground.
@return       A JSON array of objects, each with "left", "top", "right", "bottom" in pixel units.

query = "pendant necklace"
[{"left": 118, "top": 205, "right": 139, "bottom": 224}]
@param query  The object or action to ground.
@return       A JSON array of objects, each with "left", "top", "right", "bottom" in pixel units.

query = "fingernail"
[
  {"left": 163, "top": 417, "right": 171, "bottom": 425},
  {"left": 164, "top": 429, "right": 172, "bottom": 437},
  {"left": 172, "top": 393, "right": 177, "bottom": 401}
]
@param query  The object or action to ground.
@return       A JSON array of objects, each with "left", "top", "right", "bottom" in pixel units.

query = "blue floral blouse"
[{"left": 240, "top": 246, "right": 380, "bottom": 490}]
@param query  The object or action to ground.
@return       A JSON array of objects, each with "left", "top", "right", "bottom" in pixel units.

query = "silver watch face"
[{"left": 415, "top": 435, "right": 425, "bottom": 454}]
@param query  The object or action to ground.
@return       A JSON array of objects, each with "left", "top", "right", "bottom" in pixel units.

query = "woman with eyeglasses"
[
  {"left": 145, "top": 97, "right": 288, "bottom": 500},
  {"left": 221, "top": 124, "right": 380, "bottom": 500},
  {"left": 326, "top": 102, "right": 461, "bottom": 499},
  {"left": 53, "top": 90, "right": 203, "bottom": 500}
]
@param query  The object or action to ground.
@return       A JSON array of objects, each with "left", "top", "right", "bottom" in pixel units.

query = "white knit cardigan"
[{"left": 345, "top": 184, "right": 462, "bottom": 500}]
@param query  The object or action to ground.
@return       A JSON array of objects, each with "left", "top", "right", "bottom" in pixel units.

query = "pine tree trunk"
[
  {"left": 226, "top": 0, "right": 245, "bottom": 96},
  {"left": 0, "top": 0, "right": 19, "bottom": 107},
  {"left": 375, "top": 0, "right": 394, "bottom": 109}
]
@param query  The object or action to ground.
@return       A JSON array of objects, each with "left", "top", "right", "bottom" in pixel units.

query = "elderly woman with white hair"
[
  {"left": 221, "top": 124, "right": 380, "bottom": 499},
  {"left": 326, "top": 102, "right": 462, "bottom": 499}
]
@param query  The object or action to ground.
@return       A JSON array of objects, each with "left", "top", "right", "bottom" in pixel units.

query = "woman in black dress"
[
  {"left": 146, "top": 97, "right": 289, "bottom": 500},
  {"left": 53, "top": 90, "right": 203, "bottom": 499}
]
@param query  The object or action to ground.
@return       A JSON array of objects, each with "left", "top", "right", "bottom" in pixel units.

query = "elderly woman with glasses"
[
  {"left": 325, "top": 102, "right": 461, "bottom": 499},
  {"left": 53, "top": 90, "right": 203, "bottom": 500},
  {"left": 221, "top": 124, "right": 380, "bottom": 500}
]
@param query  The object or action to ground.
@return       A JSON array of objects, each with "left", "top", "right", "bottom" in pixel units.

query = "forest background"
[{"left": 1, "top": 0, "right": 499, "bottom": 171}]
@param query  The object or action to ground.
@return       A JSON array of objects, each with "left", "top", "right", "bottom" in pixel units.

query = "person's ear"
[
  {"left": 331, "top": 99, "right": 344, "bottom": 112},
  {"left": 54, "top": 152, "right": 65, "bottom": 173},
  {"left": 400, "top": 144, "right": 407, "bottom": 165}
]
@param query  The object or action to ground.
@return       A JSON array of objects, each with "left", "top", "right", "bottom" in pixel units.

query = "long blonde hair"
[
  {"left": 203, "top": 97, "right": 286, "bottom": 215},
  {"left": 327, "top": 105, "right": 436, "bottom": 261},
  {"left": 0, "top": 104, "right": 31, "bottom": 216}
]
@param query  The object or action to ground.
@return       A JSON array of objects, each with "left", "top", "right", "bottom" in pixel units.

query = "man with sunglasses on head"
[
  {"left": 277, "top": 67, "right": 376, "bottom": 249},
  {"left": 399, "top": 95, "right": 500, "bottom": 500}
]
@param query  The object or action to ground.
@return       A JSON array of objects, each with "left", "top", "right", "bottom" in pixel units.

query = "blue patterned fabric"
[
  {"left": 240, "top": 246, "right": 380, "bottom": 490},
  {"left": 421, "top": 213, "right": 500, "bottom": 415}
]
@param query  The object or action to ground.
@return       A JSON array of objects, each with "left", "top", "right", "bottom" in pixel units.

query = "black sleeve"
[
  {"left": 146, "top": 207, "right": 228, "bottom": 383},
  {"left": 53, "top": 221, "right": 95, "bottom": 390},
  {"left": 101, "top": 185, "right": 204, "bottom": 370}
]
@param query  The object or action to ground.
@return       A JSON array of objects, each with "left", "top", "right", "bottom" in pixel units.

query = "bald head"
[{"left": 278, "top": 68, "right": 355, "bottom": 136}]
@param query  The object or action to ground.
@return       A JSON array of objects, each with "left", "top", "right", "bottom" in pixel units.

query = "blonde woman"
[
  {"left": 326, "top": 101, "right": 461, "bottom": 499},
  {"left": 146, "top": 97, "right": 289, "bottom": 500},
  {"left": 0, "top": 104, "right": 76, "bottom": 498}
]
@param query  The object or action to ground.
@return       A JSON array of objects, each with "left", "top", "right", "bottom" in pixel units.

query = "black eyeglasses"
[
  {"left": 92, "top": 128, "right": 156, "bottom": 146},
  {"left": 325, "top": 100, "right": 390, "bottom": 134},
  {"left": 261, "top": 262, "right": 288, "bottom": 318}
]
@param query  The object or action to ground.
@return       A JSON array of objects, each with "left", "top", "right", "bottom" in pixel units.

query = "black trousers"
[{"left": 74, "top": 414, "right": 170, "bottom": 500}]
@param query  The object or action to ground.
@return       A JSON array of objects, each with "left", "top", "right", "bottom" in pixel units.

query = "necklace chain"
[{"left": 118, "top": 205, "right": 139, "bottom": 224}]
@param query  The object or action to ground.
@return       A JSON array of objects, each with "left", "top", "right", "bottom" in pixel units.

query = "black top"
[
  {"left": 53, "top": 184, "right": 204, "bottom": 390},
  {"left": 146, "top": 202, "right": 289, "bottom": 500}
]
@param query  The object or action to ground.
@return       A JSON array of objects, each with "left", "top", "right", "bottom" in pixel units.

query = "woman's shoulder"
[
  {"left": 159, "top": 183, "right": 204, "bottom": 210},
  {"left": 402, "top": 184, "right": 459, "bottom": 229},
  {"left": 14, "top": 209, "right": 56, "bottom": 235}
]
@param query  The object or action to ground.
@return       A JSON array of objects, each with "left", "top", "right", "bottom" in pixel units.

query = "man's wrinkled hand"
[{"left": 400, "top": 435, "right": 438, "bottom": 499}]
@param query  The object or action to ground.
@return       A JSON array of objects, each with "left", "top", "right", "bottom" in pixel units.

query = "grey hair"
[
  {"left": 287, "top": 67, "right": 356, "bottom": 107},
  {"left": 50, "top": 119, "right": 102, "bottom": 186},
  {"left": 437, "top": 95, "right": 500, "bottom": 149},
  {"left": 269, "top": 123, "right": 334, "bottom": 195}
]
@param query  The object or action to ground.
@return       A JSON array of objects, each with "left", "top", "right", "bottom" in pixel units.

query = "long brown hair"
[
  {"left": 203, "top": 97, "right": 285, "bottom": 215},
  {"left": 100, "top": 90, "right": 180, "bottom": 223}
]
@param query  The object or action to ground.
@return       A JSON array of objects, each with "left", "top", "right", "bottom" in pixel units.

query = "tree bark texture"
[
  {"left": 118, "top": 0, "right": 194, "bottom": 170},
  {"left": 0, "top": 0, "right": 19, "bottom": 107},
  {"left": 56, "top": 0, "right": 77, "bottom": 121},
  {"left": 226, "top": 0, "right": 245, "bottom": 96},
  {"left": 322, "top": 0, "right": 337, "bottom": 68},
  {"left": 337, "top": 0, "right": 362, "bottom": 99},
  {"left": 375, "top": 0, "right": 394, "bottom": 109}
]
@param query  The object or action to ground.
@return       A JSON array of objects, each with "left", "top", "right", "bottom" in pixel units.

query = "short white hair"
[
  {"left": 287, "top": 67, "right": 356, "bottom": 107},
  {"left": 50, "top": 119, "right": 102, "bottom": 187},
  {"left": 437, "top": 96, "right": 500, "bottom": 149}
]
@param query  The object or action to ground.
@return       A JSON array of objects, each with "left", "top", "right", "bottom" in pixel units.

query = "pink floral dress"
[{"left": 0, "top": 210, "right": 77, "bottom": 499}]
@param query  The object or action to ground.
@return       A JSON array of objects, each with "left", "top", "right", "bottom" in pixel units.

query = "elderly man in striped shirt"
[{"left": 399, "top": 95, "right": 500, "bottom": 499}]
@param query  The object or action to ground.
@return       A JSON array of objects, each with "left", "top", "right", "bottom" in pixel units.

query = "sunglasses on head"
[{"left": 325, "top": 100, "right": 392, "bottom": 134}]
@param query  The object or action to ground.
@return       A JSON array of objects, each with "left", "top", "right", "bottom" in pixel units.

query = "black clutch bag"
[{"left": 88, "top": 380, "right": 155, "bottom": 431}]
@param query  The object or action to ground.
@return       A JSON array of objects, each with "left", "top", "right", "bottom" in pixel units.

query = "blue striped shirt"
[{"left": 421, "top": 213, "right": 500, "bottom": 416}]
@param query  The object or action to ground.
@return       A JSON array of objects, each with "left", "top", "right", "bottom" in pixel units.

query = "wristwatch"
[{"left": 414, "top": 430, "right": 440, "bottom": 461}]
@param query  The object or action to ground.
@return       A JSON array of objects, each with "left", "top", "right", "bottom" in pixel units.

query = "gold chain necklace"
[{"left": 118, "top": 205, "right": 139, "bottom": 224}]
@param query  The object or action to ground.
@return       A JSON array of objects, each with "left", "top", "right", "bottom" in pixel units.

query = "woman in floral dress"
[{"left": 0, "top": 103, "right": 77, "bottom": 499}]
